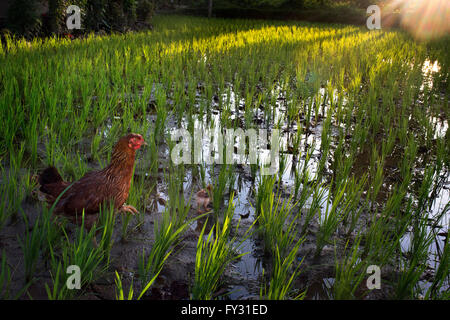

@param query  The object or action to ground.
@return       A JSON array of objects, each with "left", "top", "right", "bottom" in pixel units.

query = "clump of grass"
[
  {"left": 21, "top": 183, "right": 73, "bottom": 284},
  {"left": 19, "top": 212, "right": 47, "bottom": 283},
  {"left": 96, "top": 202, "right": 118, "bottom": 264},
  {"left": 300, "top": 180, "right": 325, "bottom": 236},
  {"left": 45, "top": 212, "right": 106, "bottom": 300},
  {"left": 154, "top": 85, "right": 168, "bottom": 144},
  {"left": 137, "top": 164, "right": 197, "bottom": 293},
  {"left": 332, "top": 237, "right": 367, "bottom": 300},
  {"left": 211, "top": 164, "right": 230, "bottom": 216},
  {"left": 260, "top": 239, "right": 305, "bottom": 300},
  {"left": 392, "top": 168, "right": 443, "bottom": 300},
  {"left": 315, "top": 179, "right": 361, "bottom": 258},
  {"left": 255, "top": 174, "right": 277, "bottom": 217},
  {"left": 425, "top": 235, "right": 449, "bottom": 300},
  {"left": 192, "top": 196, "right": 252, "bottom": 300},
  {"left": 0, "top": 251, "right": 11, "bottom": 299},
  {"left": 138, "top": 210, "right": 180, "bottom": 290},
  {"left": 258, "top": 192, "right": 299, "bottom": 258},
  {"left": 0, "top": 147, "right": 27, "bottom": 229},
  {"left": 138, "top": 208, "right": 203, "bottom": 292},
  {"left": 114, "top": 269, "right": 160, "bottom": 300}
]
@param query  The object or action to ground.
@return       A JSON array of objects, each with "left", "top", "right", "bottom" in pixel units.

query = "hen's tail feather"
[
  {"left": 38, "top": 166, "right": 69, "bottom": 198},
  {"left": 39, "top": 166, "right": 63, "bottom": 185}
]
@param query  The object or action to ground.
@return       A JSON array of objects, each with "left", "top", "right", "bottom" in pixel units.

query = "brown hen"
[{"left": 38, "top": 133, "right": 146, "bottom": 229}]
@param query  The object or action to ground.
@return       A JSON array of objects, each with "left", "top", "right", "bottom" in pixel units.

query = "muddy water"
[{"left": 137, "top": 68, "right": 445, "bottom": 299}]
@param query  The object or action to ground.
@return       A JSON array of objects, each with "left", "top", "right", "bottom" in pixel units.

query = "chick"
[{"left": 195, "top": 184, "right": 213, "bottom": 213}]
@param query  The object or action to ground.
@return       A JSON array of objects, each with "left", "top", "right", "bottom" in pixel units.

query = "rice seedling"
[
  {"left": 332, "top": 237, "right": 367, "bottom": 300},
  {"left": 342, "top": 176, "right": 368, "bottom": 238},
  {"left": 165, "top": 165, "right": 190, "bottom": 225},
  {"left": 317, "top": 109, "right": 332, "bottom": 179},
  {"left": 362, "top": 196, "right": 410, "bottom": 268},
  {"left": 255, "top": 174, "right": 277, "bottom": 217},
  {"left": 137, "top": 210, "right": 175, "bottom": 290},
  {"left": 0, "top": 147, "right": 27, "bottom": 227},
  {"left": 258, "top": 191, "right": 299, "bottom": 257},
  {"left": 293, "top": 170, "right": 313, "bottom": 217},
  {"left": 211, "top": 164, "right": 230, "bottom": 216},
  {"left": 114, "top": 269, "right": 160, "bottom": 300},
  {"left": 45, "top": 212, "right": 106, "bottom": 300},
  {"left": 19, "top": 211, "right": 47, "bottom": 283},
  {"left": 114, "top": 271, "right": 135, "bottom": 300},
  {"left": 0, "top": 250, "right": 11, "bottom": 299},
  {"left": 121, "top": 163, "right": 153, "bottom": 239},
  {"left": 138, "top": 206, "right": 204, "bottom": 291},
  {"left": 256, "top": 172, "right": 307, "bottom": 299},
  {"left": 96, "top": 202, "right": 118, "bottom": 264},
  {"left": 154, "top": 87, "right": 169, "bottom": 145},
  {"left": 44, "top": 261, "right": 67, "bottom": 300},
  {"left": 191, "top": 196, "right": 252, "bottom": 300},
  {"left": 278, "top": 151, "right": 288, "bottom": 185},
  {"left": 300, "top": 181, "right": 326, "bottom": 237},
  {"left": 314, "top": 179, "right": 358, "bottom": 258},
  {"left": 293, "top": 165, "right": 302, "bottom": 199},
  {"left": 393, "top": 216, "right": 434, "bottom": 300},
  {"left": 424, "top": 235, "right": 449, "bottom": 300},
  {"left": 260, "top": 239, "right": 305, "bottom": 300},
  {"left": 391, "top": 168, "right": 447, "bottom": 299},
  {"left": 0, "top": 249, "right": 31, "bottom": 300}
]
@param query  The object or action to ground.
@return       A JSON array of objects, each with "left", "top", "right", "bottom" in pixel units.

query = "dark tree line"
[
  {"left": 193, "top": 0, "right": 380, "bottom": 23},
  {"left": 2, "top": 0, "right": 383, "bottom": 38},
  {"left": 3, "top": 0, "right": 157, "bottom": 38},
  {"left": 195, "top": 0, "right": 379, "bottom": 12}
]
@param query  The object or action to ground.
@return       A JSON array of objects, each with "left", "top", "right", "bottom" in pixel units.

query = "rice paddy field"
[{"left": 0, "top": 14, "right": 449, "bottom": 300}]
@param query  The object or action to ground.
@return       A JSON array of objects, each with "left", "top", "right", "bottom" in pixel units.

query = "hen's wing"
[
  {"left": 40, "top": 181, "right": 71, "bottom": 203},
  {"left": 54, "top": 171, "right": 120, "bottom": 217}
]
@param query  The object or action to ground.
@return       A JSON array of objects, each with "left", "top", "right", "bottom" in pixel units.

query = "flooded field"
[{"left": 0, "top": 15, "right": 449, "bottom": 300}]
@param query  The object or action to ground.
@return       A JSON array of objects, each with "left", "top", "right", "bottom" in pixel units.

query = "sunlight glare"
[{"left": 385, "top": 0, "right": 450, "bottom": 40}]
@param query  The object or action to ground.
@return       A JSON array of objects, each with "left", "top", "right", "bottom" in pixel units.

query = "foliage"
[
  {"left": 4, "top": 0, "right": 154, "bottom": 37},
  {"left": 6, "top": 0, "right": 42, "bottom": 38},
  {"left": 136, "top": 0, "right": 155, "bottom": 22}
]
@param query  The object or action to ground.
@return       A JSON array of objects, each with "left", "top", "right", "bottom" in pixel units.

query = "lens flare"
[{"left": 384, "top": 0, "right": 450, "bottom": 40}]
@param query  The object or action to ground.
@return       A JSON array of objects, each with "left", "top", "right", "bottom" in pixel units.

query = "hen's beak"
[{"left": 141, "top": 141, "right": 148, "bottom": 146}]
